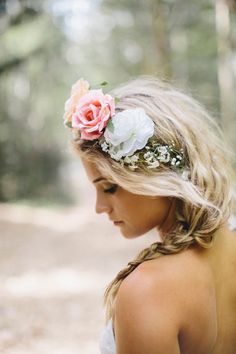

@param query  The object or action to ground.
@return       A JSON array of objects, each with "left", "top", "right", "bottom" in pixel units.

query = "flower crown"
[{"left": 63, "top": 78, "right": 189, "bottom": 177}]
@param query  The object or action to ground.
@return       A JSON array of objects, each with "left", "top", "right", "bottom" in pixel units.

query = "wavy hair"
[{"left": 72, "top": 76, "right": 236, "bottom": 320}]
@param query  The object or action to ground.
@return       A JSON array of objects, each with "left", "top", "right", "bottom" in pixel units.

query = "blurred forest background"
[
  {"left": 1, "top": 0, "right": 236, "bottom": 205},
  {"left": 0, "top": 1, "right": 236, "bottom": 353}
]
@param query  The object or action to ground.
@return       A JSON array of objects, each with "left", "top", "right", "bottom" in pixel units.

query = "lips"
[
  {"left": 110, "top": 218, "right": 122, "bottom": 222},
  {"left": 113, "top": 221, "right": 124, "bottom": 225}
]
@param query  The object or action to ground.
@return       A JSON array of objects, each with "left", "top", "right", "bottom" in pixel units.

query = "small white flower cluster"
[
  {"left": 121, "top": 154, "right": 140, "bottom": 170},
  {"left": 100, "top": 141, "right": 109, "bottom": 153},
  {"left": 100, "top": 137, "right": 187, "bottom": 174},
  {"left": 147, "top": 144, "right": 184, "bottom": 168},
  {"left": 100, "top": 139, "right": 140, "bottom": 170}
]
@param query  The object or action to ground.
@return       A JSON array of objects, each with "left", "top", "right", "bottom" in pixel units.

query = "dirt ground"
[{"left": 0, "top": 202, "right": 157, "bottom": 354}]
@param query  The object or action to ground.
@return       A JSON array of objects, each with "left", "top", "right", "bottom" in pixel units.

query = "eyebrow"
[{"left": 92, "top": 177, "right": 106, "bottom": 184}]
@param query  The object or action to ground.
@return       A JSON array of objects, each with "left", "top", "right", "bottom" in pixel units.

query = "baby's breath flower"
[
  {"left": 144, "top": 151, "right": 154, "bottom": 159},
  {"left": 157, "top": 146, "right": 168, "bottom": 154},
  {"left": 101, "top": 141, "right": 109, "bottom": 152},
  {"left": 158, "top": 152, "right": 170, "bottom": 163},
  {"left": 147, "top": 160, "right": 160, "bottom": 169}
]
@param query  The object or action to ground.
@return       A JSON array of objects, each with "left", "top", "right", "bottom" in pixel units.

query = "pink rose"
[
  {"left": 63, "top": 79, "right": 89, "bottom": 125},
  {"left": 72, "top": 89, "right": 115, "bottom": 140}
]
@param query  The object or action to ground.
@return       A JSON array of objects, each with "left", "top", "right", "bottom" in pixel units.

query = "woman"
[{"left": 63, "top": 76, "right": 236, "bottom": 354}]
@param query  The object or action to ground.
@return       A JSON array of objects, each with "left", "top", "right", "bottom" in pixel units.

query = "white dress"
[
  {"left": 99, "top": 319, "right": 116, "bottom": 354},
  {"left": 99, "top": 216, "right": 236, "bottom": 354}
]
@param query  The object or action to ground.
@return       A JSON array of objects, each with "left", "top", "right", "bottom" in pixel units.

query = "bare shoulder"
[
  {"left": 114, "top": 251, "right": 215, "bottom": 354},
  {"left": 114, "top": 255, "right": 186, "bottom": 354},
  {"left": 115, "top": 252, "right": 196, "bottom": 323},
  {"left": 117, "top": 254, "right": 187, "bottom": 300},
  {"left": 117, "top": 248, "right": 209, "bottom": 301}
]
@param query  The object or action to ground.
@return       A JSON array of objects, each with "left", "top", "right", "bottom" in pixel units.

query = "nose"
[{"left": 95, "top": 195, "right": 112, "bottom": 215}]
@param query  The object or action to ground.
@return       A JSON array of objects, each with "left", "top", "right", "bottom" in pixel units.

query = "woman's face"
[{"left": 82, "top": 159, "right": 176, "bottom": 239}]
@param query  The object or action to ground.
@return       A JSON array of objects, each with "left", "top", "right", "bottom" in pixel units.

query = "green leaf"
[
  {"left": 65, "top": 121, "right": 72, "bottom": 128},
  {"left": 114, "top": 96, "right": 120, "bottom": 104},
  {"left": 107, "top": 119, "right": 114, "bottom": 132},
  {"left": 100, "top": 81, "right": 108, "bottom": 87}
]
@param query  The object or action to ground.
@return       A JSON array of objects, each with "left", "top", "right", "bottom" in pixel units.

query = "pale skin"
[{"left": 82, "top": 158, "right": 236, "bottom": 354}]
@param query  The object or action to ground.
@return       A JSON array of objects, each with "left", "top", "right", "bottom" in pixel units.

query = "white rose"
[{"left": 104, "top": 108, "right": 154, "bottom": 160}]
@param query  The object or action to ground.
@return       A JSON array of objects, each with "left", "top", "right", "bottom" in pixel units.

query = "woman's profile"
[{"left": 63, "top": 76, "right": 236, "bottom": 354}]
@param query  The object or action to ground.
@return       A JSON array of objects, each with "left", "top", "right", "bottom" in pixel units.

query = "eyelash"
[{"left": 103, "top": 184, "right": 118, "bottom": 194}]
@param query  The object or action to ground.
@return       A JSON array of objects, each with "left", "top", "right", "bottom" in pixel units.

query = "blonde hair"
[{"left": 72, "top": 76, "right": 236, "bottom": 320}]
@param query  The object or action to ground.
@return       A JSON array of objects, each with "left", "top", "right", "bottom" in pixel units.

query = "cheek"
[
  {"left": 115, "top": 195, "right": 171, "bottom": 238},
  {"left": 150, "top": 197, "right": 172, "bottom": 222},
  {"left": 133, "top": 196, "right": 171, "bottom": 220},
  {"left": 120, "top": 197, "right": 172, "bottom": 238}
]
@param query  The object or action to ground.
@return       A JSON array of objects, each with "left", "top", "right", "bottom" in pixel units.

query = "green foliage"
[
  {"left": 0, "top": 0, "right": 235, "bottom": 205},
  {"left": 0, "top": 0, "right": 75, "bottom": 204}
]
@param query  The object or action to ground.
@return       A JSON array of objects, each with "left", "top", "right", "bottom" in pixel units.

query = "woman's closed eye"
[{"left": 103, "top": 184, "right": 118, "bottom": 194}]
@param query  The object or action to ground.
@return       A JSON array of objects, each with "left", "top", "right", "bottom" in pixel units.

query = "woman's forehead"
[{"left": 81, "top": 158, "right": 105, "bottom": 182}]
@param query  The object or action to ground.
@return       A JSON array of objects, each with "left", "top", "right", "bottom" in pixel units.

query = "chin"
[{"left": 120, "top": 228, "right": 146, "bottom": 239}]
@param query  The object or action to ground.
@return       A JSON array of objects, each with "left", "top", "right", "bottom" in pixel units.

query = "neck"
[
  {"left": 158, "top": 198, "right": 177, "bottom": 239},
  {"left": 191, "top": 222, "right": 236, "bottom": 272}
]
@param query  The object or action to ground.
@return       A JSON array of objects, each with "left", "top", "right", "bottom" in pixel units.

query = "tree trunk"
[
  {"left": 152, "top": 0, "right": 172, "bottom": 79},
  {"left": 215, "top": 0, "right": 234, "bottom": 141}
]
